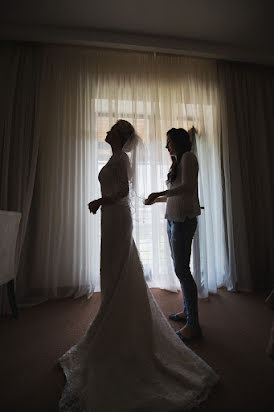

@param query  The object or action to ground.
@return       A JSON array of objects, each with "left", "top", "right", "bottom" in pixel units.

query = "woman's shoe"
[
  {"left": 169, "top": 313, "right": 187, "bottom": 322},
  {"left": 176, "top": 327, "right": 203, "bottom": 342}
]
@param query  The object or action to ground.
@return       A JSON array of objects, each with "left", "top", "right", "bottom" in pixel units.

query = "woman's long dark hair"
[{"left": 166, "top": 128, "right": 192, "bottom": 184}]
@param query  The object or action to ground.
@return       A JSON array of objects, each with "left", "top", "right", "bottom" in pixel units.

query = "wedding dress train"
[{"left": 59, "top": 152, "right": 218, "bottom": 411}]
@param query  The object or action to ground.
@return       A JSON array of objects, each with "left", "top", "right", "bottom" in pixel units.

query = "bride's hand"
[
  {"left": 88, "top": 200, "right": 101, "bottom": 214},
  {"left": 144, "top": 192, "right": 160, "bottom": 205}
]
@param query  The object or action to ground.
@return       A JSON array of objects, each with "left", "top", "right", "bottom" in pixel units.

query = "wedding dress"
[{"left": 59, "top": 151, "right": 218, "bottom": 412}]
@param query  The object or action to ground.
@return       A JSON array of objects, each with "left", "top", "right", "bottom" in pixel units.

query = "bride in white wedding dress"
[{"left": 59, "top": 120, "right": 218, "bottom": 412}]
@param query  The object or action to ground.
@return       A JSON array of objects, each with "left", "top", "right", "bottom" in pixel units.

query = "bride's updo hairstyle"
[
  {"left": 167, "top": 128, "right": 192, "bottom": 184},
  {"left": 115, "top": 119, "right": 138, "bottom": 152}
]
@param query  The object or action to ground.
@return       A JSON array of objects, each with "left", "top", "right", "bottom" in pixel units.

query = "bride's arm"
[
  {"left": 88, "top": 187, "right": 129, "bottom": 214},
  {"left": 104, "top": 154, "right": 130, "bottom": 203},
  {"left": 89, "top": 180, "right": 129, "bottom": 212},
  {"left": 88, "top": 154, "right": 129, "bottom": 213},
  {"left": 100, "top": 184, "right": 129, "bottom": 206}
]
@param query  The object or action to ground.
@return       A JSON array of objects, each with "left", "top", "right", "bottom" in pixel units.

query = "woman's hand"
[
  {"left": 88, "top": 199, "right": 101, "bottom": 214},
  {"left": 144, "top": 192, "right": 161, "bottom": 205}
]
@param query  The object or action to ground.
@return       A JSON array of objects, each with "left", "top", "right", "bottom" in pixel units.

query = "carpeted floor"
[{"left": 1, "top": 288, "right": 274, "bottom": 412}]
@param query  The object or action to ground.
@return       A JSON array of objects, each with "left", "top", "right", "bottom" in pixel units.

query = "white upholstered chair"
[{"left": 0, "top": 210, "right": 22, "bottom": 318}]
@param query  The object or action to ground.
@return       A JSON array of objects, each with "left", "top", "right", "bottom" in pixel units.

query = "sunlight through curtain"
[{"left": 21, "top": 46, "right": 228, "bottom": 301}]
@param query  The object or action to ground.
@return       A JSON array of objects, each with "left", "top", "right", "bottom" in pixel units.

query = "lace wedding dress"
[{"left": 59, "top": 151, "right": 218, "bottom": 412}]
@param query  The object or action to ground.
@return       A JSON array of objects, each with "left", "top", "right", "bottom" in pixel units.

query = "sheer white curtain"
[
  {"left": 27, "top": 53, "right": 100, "bottom": 299},
  {"left": 23, "top": 46, "right": 229, "bottom": 301},
  {"left": 191, "top": 125, "right": 228, "bottom": 297}
]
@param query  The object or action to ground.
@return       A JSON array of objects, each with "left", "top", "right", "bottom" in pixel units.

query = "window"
[{"left": 94, "top": 99, "right": 198, "bottom": 288}]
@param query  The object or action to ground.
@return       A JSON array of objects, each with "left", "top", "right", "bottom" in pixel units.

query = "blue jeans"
[{"left": 167, "top": 218, "right": 199, "bottom": 328}]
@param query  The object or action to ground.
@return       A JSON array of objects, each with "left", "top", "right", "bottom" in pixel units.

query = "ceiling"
[{"left": 1, "top": 0, "right": 274, "bottom": 65}]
